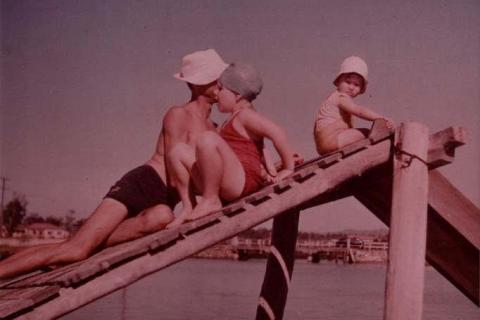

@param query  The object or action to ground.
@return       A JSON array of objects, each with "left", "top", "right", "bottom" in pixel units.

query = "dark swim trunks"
[{"left": 105, "top": 165, "right": 174, "bottom": 217}]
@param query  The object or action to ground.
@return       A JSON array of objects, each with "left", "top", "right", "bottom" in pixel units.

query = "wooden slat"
[
  {"left": 340, "top": 138, "right": 370, "bottom": 157},
  {"left": 53, "top": 229, "right": 182, "bottom": 286},
  {"left": 0, "top": 286, "right": 60, "bottom": 318},
  {"left": 6, "top": 262, "right": 82, "bottom": 288}
]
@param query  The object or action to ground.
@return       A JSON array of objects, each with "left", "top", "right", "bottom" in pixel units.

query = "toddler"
[{"left": 314, "top": 56, "right": 394, "bottom": 154}]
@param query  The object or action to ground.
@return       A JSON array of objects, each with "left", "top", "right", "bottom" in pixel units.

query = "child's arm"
[
  {"left": 239, "top": 109, "right": 295, "bottom": 182},
  {"left": 338, "top": 96, "right": 394, "bottom": 129}
]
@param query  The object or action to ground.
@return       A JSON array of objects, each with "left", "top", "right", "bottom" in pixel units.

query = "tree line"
[{"left": 1, "top": 195, "right": 85, "bottom": 236}]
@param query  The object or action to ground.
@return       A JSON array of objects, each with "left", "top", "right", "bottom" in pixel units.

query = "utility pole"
[{"left": 0, "top": 176, "right": 7, "bottom": 225}]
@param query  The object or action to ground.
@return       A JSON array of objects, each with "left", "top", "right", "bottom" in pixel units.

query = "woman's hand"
[
  {"left": 292, "top": 153, "right": 304, "bottom": 166},
  {"left": 262, "top": 168, "right": 293, "bottom": 185},
  {"left": 271, "top": 169, "right": 293, "bottom": 183}
]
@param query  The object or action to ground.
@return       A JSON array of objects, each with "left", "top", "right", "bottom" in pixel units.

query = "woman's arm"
[{"left": 239, "top": 109, "right": 295, "bottom": 182}]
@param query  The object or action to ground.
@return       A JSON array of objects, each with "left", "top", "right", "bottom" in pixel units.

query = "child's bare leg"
[
  {"left": 189, "top": 132, "right": 245, "bottom": 220},
  {"left": 166, "top": 143, "right": 197, "bottom": 227},
  {"left": 0, "top": 199, "right": 127, "bottom": 279},
  {"left": 337, "top": 128, "right": 368, "bottom": 149}
]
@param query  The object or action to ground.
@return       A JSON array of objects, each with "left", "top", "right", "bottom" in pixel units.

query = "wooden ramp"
[{"left": 0, "top": 121, "right": 477, "bottom": 319}]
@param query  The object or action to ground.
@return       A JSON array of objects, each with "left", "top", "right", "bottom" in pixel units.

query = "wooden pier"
[
  {"left": 0, "top": 120, "right": 477, "bottom": 320},
  {"left": 230, "top": 236, "right": 388, "bottom": 263}
]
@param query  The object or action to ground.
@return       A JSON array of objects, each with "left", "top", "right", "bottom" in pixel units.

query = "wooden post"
[
  {"left": 256, "top": 209, "right": 299, "bottom": 320},
  {"left": 384, "top": 122, "right": 429, "bottom": 320}
]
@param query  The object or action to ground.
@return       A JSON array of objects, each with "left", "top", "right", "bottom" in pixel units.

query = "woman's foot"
[{"left": 188, "top": 197, "right": 223, "bottom": 221}]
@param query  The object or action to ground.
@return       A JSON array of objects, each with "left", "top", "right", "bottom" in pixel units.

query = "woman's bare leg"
[{"left": 189, "top": 131, "right": 245, "bottom": 220}]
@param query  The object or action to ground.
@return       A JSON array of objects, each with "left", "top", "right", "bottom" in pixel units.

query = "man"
[{"left": 0, "top": 49, "right": 228, "bottom": 279}]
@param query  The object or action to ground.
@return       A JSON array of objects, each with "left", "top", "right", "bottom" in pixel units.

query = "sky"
[{"left": 0, "top": 0, "right": 479, "bottom": 232}]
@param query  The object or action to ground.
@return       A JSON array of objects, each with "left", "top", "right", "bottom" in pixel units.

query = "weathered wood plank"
[
  {"left": 6, "top": 262, "right": 82, "bottom": 288},
  {"left": 385, "top": 123, "right": 430, "bottom": 320},
  {"left": 340, "top": 138, "right": 370, "bottom": 157},
  {"left": 428, "top": 170, "right": 480, "bottom": 248},
  {"left": 427, "top": 126, "right": 467, "bottom": 169},
  {"left": 0, "top": 286, "right": 60, "bottom": 318},
  {"left": 53, "top": 229, "right": 182, "bottom": 286},
  {"left": 256, "top": 209, "right": 300, "bottom": 320}
]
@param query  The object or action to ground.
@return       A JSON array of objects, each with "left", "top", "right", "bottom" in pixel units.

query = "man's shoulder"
[
  {"left": 165, "top": 105, "right": 187, "bottom": 115},
  {"left": 164, "top": 105, "right": 188, "bottom": 123},
  {"left": 162, "top": 106, "right": 190, "bottom": 133}
]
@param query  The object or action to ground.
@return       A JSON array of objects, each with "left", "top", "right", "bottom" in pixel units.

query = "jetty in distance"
[{"left": 196, "top": 231, "right": 389, "bottom": 264}]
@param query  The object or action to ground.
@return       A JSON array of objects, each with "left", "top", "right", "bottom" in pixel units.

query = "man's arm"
[{"left": 162, "top": 106, "right": 188, "bottom": 153}]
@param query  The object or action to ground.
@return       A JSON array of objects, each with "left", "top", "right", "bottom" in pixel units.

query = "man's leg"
[
  {"left": 0, "top": 198, "right": 127, "bottom": 279},
  {"left": 106, "top": 204, "right": 174, "bottom": 246},
  {"left": 166, "top": 143, "right": 197, "bottom": 227}
]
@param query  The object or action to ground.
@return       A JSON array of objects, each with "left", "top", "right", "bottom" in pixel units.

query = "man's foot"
[
  {"left": 165, "top": 217, "right": 187, "bottom": 229},
  {"left": 165, "top": 205, "right": 193, "bottom": 229},
  {"left": 188, "top": 197, "right": 222, "bottom": 221}
]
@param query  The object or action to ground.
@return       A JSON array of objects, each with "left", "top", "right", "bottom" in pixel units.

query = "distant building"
[
  {"left": 12, "top": 223, "right": 70, "bottom": 240},
  {"left": 0, "top": 225, "right": 8, "bottom": 238}
]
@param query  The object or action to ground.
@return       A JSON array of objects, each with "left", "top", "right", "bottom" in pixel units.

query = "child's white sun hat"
[
  {"left": 174, "top": 49, "right": 229, "bottom": 85},
  {"left": 334, "top": 56, "right": 368, "bottom": 93}
]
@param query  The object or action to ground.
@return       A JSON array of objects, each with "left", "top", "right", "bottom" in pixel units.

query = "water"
[{"left": 63, "top": 259, "right": 479, "bottom": 320}]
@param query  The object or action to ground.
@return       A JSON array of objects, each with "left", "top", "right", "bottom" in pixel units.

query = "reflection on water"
[{"left": 63, "top": 259, "right": 479, "bottom": 320}]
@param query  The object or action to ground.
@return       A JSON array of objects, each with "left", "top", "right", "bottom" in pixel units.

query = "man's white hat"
[
  {"left": 333, "top": 56, "right": 368, "bottom": 93},
  {"left": 174, "top": 49, "right": 228, "bottom": 85}
]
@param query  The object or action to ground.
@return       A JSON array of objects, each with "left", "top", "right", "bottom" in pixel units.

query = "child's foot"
[
  {"left": 188, "top": 197, "right": 223, "bottom": 221},
  {"left": 369, "top": 118, "right": 395, "bottom": 142}
]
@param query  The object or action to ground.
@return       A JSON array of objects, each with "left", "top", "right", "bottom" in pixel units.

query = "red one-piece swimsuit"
[{"left": 220, "top": 110, "right": 265, "bottom": 198}]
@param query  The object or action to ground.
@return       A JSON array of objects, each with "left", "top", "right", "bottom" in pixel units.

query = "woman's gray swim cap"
[{"left": 219, "top": 63, "right": 263, "bottom": 101}]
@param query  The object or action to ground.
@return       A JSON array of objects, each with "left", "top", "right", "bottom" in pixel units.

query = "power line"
[{"left": 0, "top": 176, "right": 8, "bottom": 225}]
